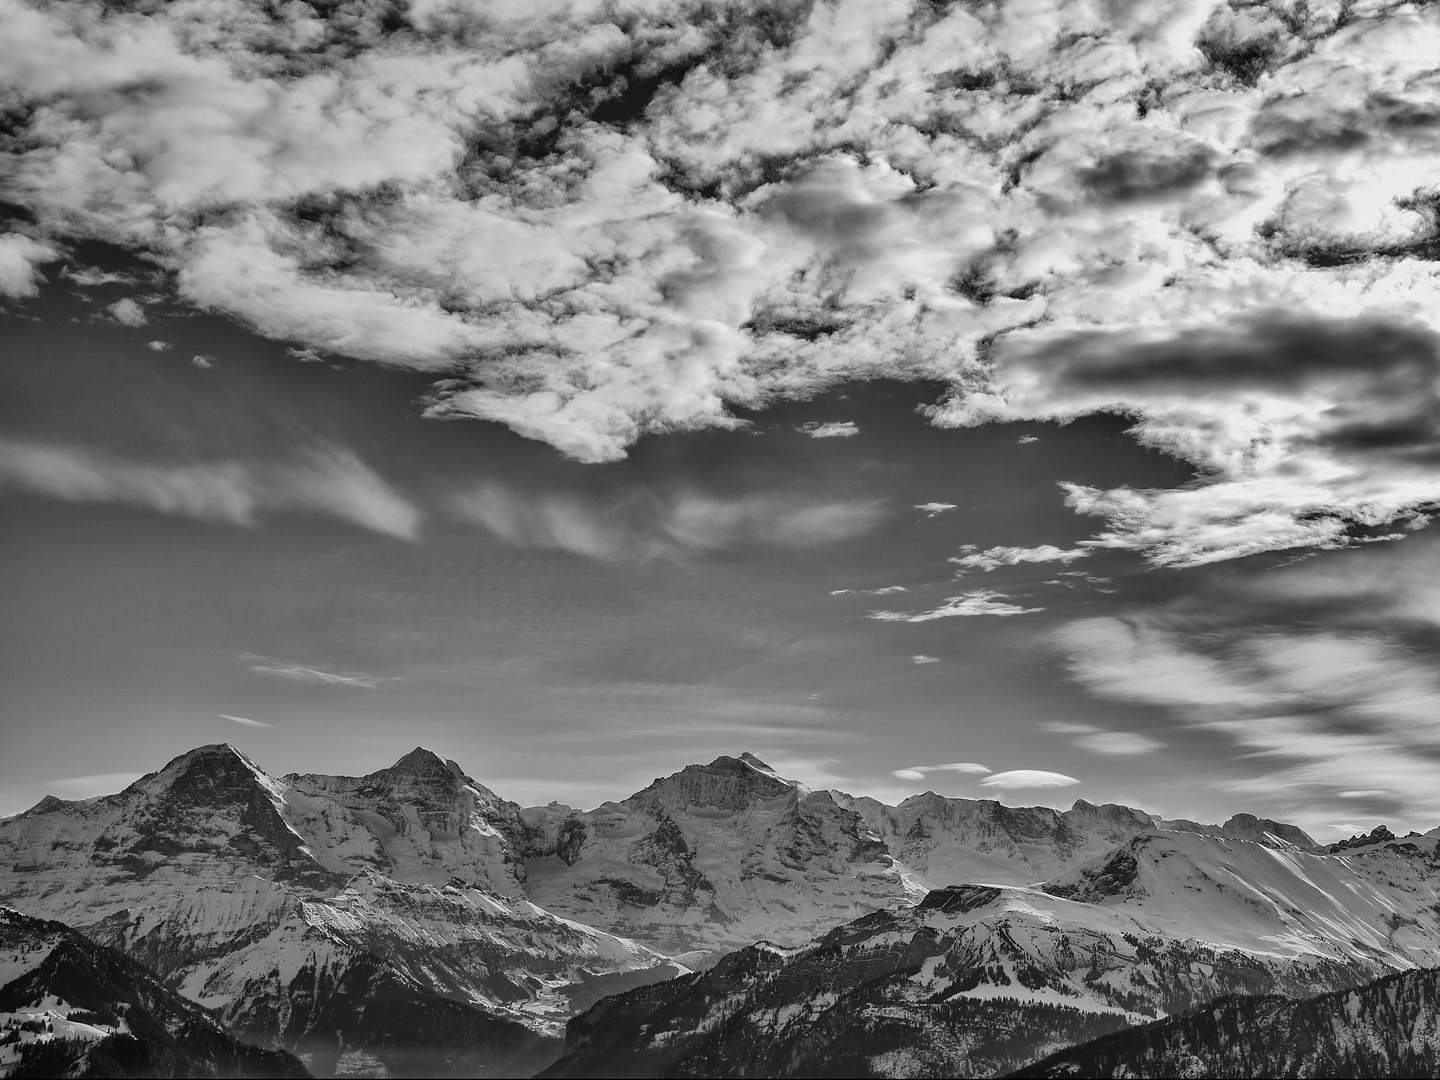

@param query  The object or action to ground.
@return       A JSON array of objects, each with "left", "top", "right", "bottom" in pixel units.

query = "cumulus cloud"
[
  {"left": 106, "top": 297, "right": 147, "bottom": 326},
  {"left": 916, "top": 502, "right": 957, "bottom": 517},
  {"left": 911, "top": 654, "right": 939, "bottom": 664},
  {"left": 456, "top": 482, "right": 884, "bottom": 557},
  {"left": 6, "top": 0, "right": 1440, "bottom": 559},
  {"left": 43, "top": 773, "right": 143, "bottom": 799},
  {"left": 869, "top": 589, "right": 1043, "bottom": 620},
  {"left": 0, "top": 438, "right": 420, "bottom": 538},
  {"left": 239, "top": 654, "right": 390, "bottom": 689},
  {"left": 798, "top": 421, "right": 859, "bottom": 438},
  {"left": 0, "top": 233, "right": 58, "bottom": 298},
  {"left": 1044, "top": 721, "right": 1164, "bottom": 756},
  {"left": 979, "top": 770, "right": 1081, "bottom": 790},
  {"left": 952, "top": 544, "right": 1089, "bottom": 573},
  {"left": 191, "top": 354, "right": 215, "bottom": 368},
  {"left": 147, "top": 340, "right": 172, "bottom": 351}
]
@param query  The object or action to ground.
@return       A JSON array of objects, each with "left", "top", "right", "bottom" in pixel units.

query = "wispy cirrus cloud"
[
  {"left": 218, "top": 713, "right": 274, "bottom": 728},
  {"left": 869, "top": 590, "right": 1043, "bottom": 621},
  {"left": 1052, "top": 574, "right": 1440, "bottom": 826},
  {"left": 239, "top": 654, "right": 392, "bottom": 689},
  {"left": 0, "top": 439, "right": 420, "bottom": 539},
  {"left": 455, "top": 483, "right": 884, "bottom": 559},
  {"left": 43, "top": 773, "right": 142, "bottom": 799},
  {"left": 1044, "top": 721, "right": 1164, "bottom": 756}
]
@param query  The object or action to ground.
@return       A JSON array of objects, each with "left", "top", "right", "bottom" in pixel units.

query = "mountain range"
[{"left": 1, "top": 743, "right": 1437, "bottom": 1078}]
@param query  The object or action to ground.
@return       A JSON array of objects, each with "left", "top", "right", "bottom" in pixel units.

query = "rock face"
[
  {"left": 1149, "top": 812, "right": 1318, "bottom": 851},
  {"left": 541, "top": 831, "right": 1440, "bottom": 1078},
  {"left": 836, "top": 792, "right": 1164, "bottom": 889},
  {"left": 1014, "top": 966, "right": 1440, "bottom": 1078},
  {"left": 0, "top": 906, "right": 307, "bottom": 1079},
  {"left": 521, "top": 755, "right": 907, "bottom": 958},
  {"left": 282, "top": 747, "right": 536, "bottom": 894}
]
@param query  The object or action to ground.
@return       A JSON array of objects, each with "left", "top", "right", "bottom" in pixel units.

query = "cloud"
[
  {"left": 0, "top": 438, "right": 419, "bottom": 538},
  {"left": 106, "top": 298, "right": 147, "bottom": 326},
  {"left": 5, "top": 0, "right": 1440, "bottom": 561},
  {"left": 65, "top": 265, "right": 136, "bottom": 287},
  {"left": 218, "top": 713, "right": 273, "bottom": 728},
  {"left": 1018, "top": 436, "right": 1040, "bottom": 445},
  {"left": 798, "top": 421, "right": 859, "bottom": 438},
  {"left": 239, "top": 654, "right": 390, "bottom": 689},
  {"left": 43, "top": 773, "right": 142, "bottom": 799},
  {"left": 1044, "top": 721, "right": 1164, "bottom": 756},
  {"left": 915, "top": 502, "right": 957, "bottom": 517},
  {"left": 951, "top": 544, "right": 1089, "bottom": 573},
  {"left": 869, "top": 589, "right": 1044, "bottom": 621},
  {"left": 147, "top": 340, "right": 172, "bottom": 351},
  {"left": 911, "top": 654, "right": 939, "bottom": 664},
  {"left": 0, "top": 233, "right": 58, "bottom": 298},
  {"left": 456, "top": 483, "right": 884, "bottom": 558},
  {"left": 893, "top": 761, "right": 991, "bottom": 782},
  {"left": 979, "top": 770, "right": 1081, "bottom": 790},
  {"left": 1052, "top": 603, "right": 1440, "bottom": 823},
  {"left": 191, "top": 355, "right": 215, "bottom": 368}
]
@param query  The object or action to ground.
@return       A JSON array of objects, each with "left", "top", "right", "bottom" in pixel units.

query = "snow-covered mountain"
[
  {"left": 1015, "top": 965, "right": 1440, "bottom": 1078},
  {"left": 519, "top": 753, "right": 905, "bottom": 960},
  {"left": 520, "top": 753, "right": 1320, "bottom": 962},
  {"left": 0, "top": 906, "right": 305, "bottom": 1079},
  {"left": 541, "top": 830, "right": 1440, "bottom": 1078},
  {"left": 2, "top": 742, "right": 1425, "bottom": 1077},
  {"left": 0, "top": 745, "right": 679, "bottom": 1076}
]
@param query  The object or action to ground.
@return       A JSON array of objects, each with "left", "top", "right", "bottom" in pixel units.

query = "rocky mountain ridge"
[{"left": 542, "top": 829, "right": 1440, "bottom": 1077}]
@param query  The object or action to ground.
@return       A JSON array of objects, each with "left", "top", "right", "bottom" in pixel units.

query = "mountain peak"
[
  {"left": 390, "top": 746, "right": 450, "bottom": 772},
  {"left": 630, "top": 753, "right": 796, "bottom": 813},
  {"left": 1221, "top": 812, "right": 1316, "bottom": 849},
  {"left": 135, "top": 743, "right": 266, "bottom": 796}
]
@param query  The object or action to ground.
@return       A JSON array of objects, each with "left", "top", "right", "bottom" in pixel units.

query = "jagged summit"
[
  {"left": 1220, "top": 812, "right": 1315, "bottom": 849},
  {"left": 384, "top": 746, "right": 462, "bottom": 779},
  {"left": 628, "top": 753, "right": 797, "bottom": 814},
  {"left": 125, "top": 742, "right": 281, "bottom": 804}
]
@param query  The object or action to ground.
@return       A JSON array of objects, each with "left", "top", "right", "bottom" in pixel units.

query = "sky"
[{"left": 4, "top": 0, "right": 1440, "bottom": 836}]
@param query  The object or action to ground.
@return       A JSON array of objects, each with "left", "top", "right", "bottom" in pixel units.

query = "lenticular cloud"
[{"left": 5, "top": 0, "right": 1440, "bottom": 563}]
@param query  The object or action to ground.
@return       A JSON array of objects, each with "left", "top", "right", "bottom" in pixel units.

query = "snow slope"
[
  {"left": 541, "top": 831, "right": 1440, "bottom": 1078},
  {"left": 0, "top": 907, "right": 305, "bottom": 1079},
  {"left": 91, "top": 870, "right": 680, "bottom": 1041}
]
